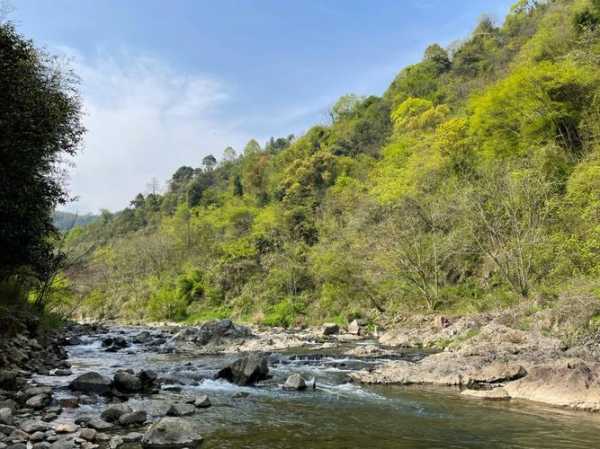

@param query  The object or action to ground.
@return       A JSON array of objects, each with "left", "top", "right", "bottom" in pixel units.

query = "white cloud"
[{"left": 58, "top": 48, "right": 249, "bottom": 213}]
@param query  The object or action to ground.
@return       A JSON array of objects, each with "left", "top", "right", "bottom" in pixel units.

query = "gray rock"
[
  {"left": 322, "top": 323, "right": 339, "bottom": 336},
  {"left": 166, "top": 404, "right": 195, "bottom": 417},
  {"left": 57, "top": 399, "right": 79, "bottom": 409},
  {"left": 69, "top": 373, "right": 112, "bottom": 396},
  {"left": 49, "top": 439, "right": 76, "bottom": 449},
  {"left": 85, "top": 419, "right": 112, "bottom": 431},
  {"left": 94, "top": 434, "right": 110, "bottom": 442},
  {"left": 192, "top": 395, "right": 211, "bottom": 409},
  {"left": 216, "top": 353, "right": 269, "bottom": 386},
  {"left": 26, "top": 394, "right": 51, "bottom": 409},
  {"left": 6, "top": 444, "right": 26, "bottom": 449},
  {"left": 0, "top": 425, "right": 15, "bottom": 435},
  {"left": 118, "top": 410, "right": 147, "bottom": 426},
  {"left": 0, "top": 409, "right": 12, "bottom": 426},
  {"left": 172, "top": 320, "right": 252, "bottom": 348},
  {"left": 109, "top": 436, "right": 123, "bottom": 449},
  {"left": 78, "top": 429, "right": 96, "bottom": 442},
  {"left": 53, "top": 370, "right": 72, "bottom": 377},
  {"left": 100, "top": 404, "right": 132, "bottom": 423},
  {"left": 283, "top": 373, "right": 306, "bottom": 391},
  {"left": 132, "top": 332, "right": 152, "bottom": 344},
  {"left": 141, "top": 418, "right": 203, "bottom": 449},
  {"left": 30, "top": 431, "right": 46, "bottom": 442},
  {"left": 24, "top": 387, "right": 52, "bottom": 399},
  {"left": 21, "top": 421, "right": 50, "bottom": 434},
  {"left": 33, "top": 443, "right": 51, "bottom": 449},
  {"left": 123, "top": 433, "right": 143, "bottom": 443},
  {"left": 7, "top": 429, "right": 28, "bottom": 443},
  {"left": 113, "top": 372, "right": 141, "bottom": 394},
  {"left": 0, "top": 401, "right": 17, "bottom": 413}
]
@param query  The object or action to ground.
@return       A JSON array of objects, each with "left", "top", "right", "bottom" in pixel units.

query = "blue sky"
[{"left": 10, "top": 0, "right": 515, "bottom": 213}]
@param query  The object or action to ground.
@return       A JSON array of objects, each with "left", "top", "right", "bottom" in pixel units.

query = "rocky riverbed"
[{"left": 1, "top": 318, "right": 600, "bottom": 449}]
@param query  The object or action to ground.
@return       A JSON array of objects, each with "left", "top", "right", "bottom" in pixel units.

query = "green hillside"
[{"left": 62, "top": 0, "right": 600, "bottom": 331}]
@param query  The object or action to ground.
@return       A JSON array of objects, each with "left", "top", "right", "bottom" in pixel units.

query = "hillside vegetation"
[{"left": 62, "top": 0, "right": 600, "bottom": 334}]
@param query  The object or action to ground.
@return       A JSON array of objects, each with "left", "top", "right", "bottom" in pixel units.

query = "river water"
[{"left": 36, "top": 327, "right": 600, "bottom": 449}]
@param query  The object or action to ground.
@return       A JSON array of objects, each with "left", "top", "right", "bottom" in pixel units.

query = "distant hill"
[{"left": 53, "top": 211, "right": 99, "bottom": 231}]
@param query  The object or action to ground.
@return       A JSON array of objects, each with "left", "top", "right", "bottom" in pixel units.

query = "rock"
[
  {"left": 132, "top": 332, "right": 152, "bottom": 344},
  {"left": 33, "top": 443, "right": 51, "bottom": 449},
  {"left": 85, "top": 419, "right": 112, "bottom": 431},
  {"left": 49, "top": 439, "right": 76, "bottom": 449},
  {"left": 141, "top": 418, "right": 203, "bottom": 449},
  {"left": 118, "top": 411, "right": 147, "bottom": 426},
  {"left": 138, "top": 370, "right": 158, "bottom": 392},
  {"left": 283, "top": 374, "right": 306, "bottom": 391},
  {"left": 113, "top": 372, "right": 141, "bottom": 394},
  {"left": 30, "top": 432, "right": 46, "bottom": 442},
  {"left": 54, "top": 423, "right": 79, "bottom": 434},
  {"left": 0, "top": 372, "right": 21, "bottom": 392},
  {"left": 172, "top": 320, "right": 252, "bottom": 349},
  {"left": 0, "top": 424, "right": 15, "bottom": 435},
  {"left": 24, "top": 387, "right": 52, "bottom": 398},
  {"left": 100, "top": 404, "right": 132, "bottom": 423},
  {"left": 123, "top": 433, "right": 143, "bottom": 443},
  {"left": 461, "top": 387, "right": 510, "bottom": 400},
  {"left": 20, "top": 421, "right": 50, "bottom": 433},
  {"left": 503, "top": 360, "right": 600, "bottom": 411},
  {"left": 53, "top": 370, "right": 72, "bottom": 377},
  {"left": 216, "top": 353, "right": 269, "bottom": 386},
  {"left": 468, "top": 363, "right": 527, "bottom": 385},
  {"left": 192, "top": 395, "right": 211, "bottom": 409},
  {"left": 109, "top": 436, "right": 123, "bottom": 449},
  {"left": 347, "top": 320, "right": 362, "bottom": 336},
  {"left": 6, "top": 444, "right": 27, "bottom": 449},
  {"left": 26, "top": 394, "right": 51, "bottom": 409},
  {"left": 322, "top": 323, "right": 339, "bottom": 336},
  {"left": 102, "top": 337, "right": 128, "bottom": 350},
  {"left": 69, "top": 373, "right": 112, "bottom": 396},
  {"left": 78, "top": 429, "right": 96, "bottom": 442},
  {"left": 7, "top": 430, "right": 28, "bottom": 443},
  {"left": 161, "top": 386, "right": 181, "bottom": 393},
  {"left": 0, "top": 409, "right": 12, "bottom": 426},
  {"left": 166, "top": 404, "right": 195, "bottom": 417},
  {"left": 0, "top": 400, "right": 17, "bottom": 413}
]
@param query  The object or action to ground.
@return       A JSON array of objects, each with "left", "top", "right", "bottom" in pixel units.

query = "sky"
[{"left": 9, "top": 0, "right": 515, "bottom": 213}]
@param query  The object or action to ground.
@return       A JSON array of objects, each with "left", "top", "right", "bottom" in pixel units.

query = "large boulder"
[
  {"left": 216, "top": 353, "right": 269, "bottom": 386},
  {"left": 172, "top": 320, "right": 252, "bottom": 348},
  {"left": 113, "top": 372, "right": 142, "bottom": 394},
  {"left": 141, "top": 418, "right": 203, "bottom": 449},
  {"left": 69, "top": 372, "right": 112, "bottom": 395}
]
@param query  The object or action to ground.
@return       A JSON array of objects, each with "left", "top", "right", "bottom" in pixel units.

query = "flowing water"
[{"left": 36, "top": 327, "right": 600, "bottom": 449}]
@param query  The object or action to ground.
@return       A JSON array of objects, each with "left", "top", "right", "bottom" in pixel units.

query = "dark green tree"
[{"left": 0, "top": 22, "right": 84, "bottom": 279}]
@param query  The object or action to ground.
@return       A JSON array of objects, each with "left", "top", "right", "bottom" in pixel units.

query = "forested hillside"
[{"left": 61, "top": 0, "right": 600, "bottom": 328}]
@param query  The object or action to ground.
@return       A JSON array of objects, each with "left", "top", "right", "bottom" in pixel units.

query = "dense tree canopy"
[
  {"left": 0, "top": 23, "right": 84, "bottom": 280},
  {"left": 59, "top": 0, "right": 600, "bottom": 330}
]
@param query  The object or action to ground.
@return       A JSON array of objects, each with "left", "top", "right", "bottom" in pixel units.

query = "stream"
[{"left": 35, "top": 326, "right": 600, "bottom": 449}]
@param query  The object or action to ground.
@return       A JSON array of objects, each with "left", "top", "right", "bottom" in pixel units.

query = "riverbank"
[{"left": 1, "top": 315, "right": 600, "bottom": 449}]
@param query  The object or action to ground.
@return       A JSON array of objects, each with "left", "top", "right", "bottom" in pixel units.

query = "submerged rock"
[
  {"left": 141, "top": 418, "right": 203, "bottom": 449},
  {"left": 216, "top": 353, "right": 269, "bottom": 386}
]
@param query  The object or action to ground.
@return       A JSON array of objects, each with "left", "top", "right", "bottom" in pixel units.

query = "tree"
[
  {"left": 223, "top": 146, "right": 237, "bottom": 161},
  {"left": 243, "top": 139, "right": 261, "bottom": 156},
  {"left": 0, "top": 22, "right": 84, "bottom": 280},
  {"left": 202, "top": 154, "right": 217, "bottom": 171}
]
